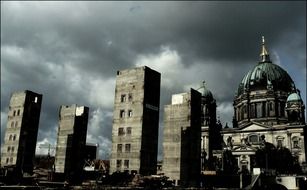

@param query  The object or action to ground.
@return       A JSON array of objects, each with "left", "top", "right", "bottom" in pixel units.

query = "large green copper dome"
[
  {"left": 233, "top": 37, "right": 303, "bottom": 127},
  {"left": 237, "top": 37, "right": 295, "bottom": 95},
  {"left": 237, "top": 62, "right": 295, "bottom": 95}
]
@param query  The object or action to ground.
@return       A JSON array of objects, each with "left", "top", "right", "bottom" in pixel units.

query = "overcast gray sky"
[{"left": 1, "top": 1, "right": 306, "bottom": 159}]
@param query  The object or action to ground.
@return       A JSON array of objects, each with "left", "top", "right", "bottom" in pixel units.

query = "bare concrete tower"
[
  {"left": 1, "top": 90, "right": 42, "bottom": 174},
  {"left": 54, "top": 104, "right": 89, "bottom": 183},
  {"left": 163, "top": 89, "right": 201, "bottom": 186},
  {"left": 110, "top": 66, "right": 161, "bottom": 175}
]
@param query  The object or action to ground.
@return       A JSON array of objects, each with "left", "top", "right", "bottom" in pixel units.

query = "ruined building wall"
[
  {"left": 54, "top": 104, "right": 89, "bottom": 181},
  {"left": 1, "top": 90, "right": 42, "bottom": 174},
  {"left": 110, "top": 66, "right": 160, "bottom": 175},
  {"left": 163, "top": 89, "right": 201, "bottom": 186}
]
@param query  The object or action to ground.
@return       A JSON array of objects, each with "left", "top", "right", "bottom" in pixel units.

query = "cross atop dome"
[{"left": 260, "top": 36, "right": 271, "bottom": 63}]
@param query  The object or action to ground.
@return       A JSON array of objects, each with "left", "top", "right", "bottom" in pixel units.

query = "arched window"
[
  {"left": 7, "top": 146, "right": 10, "bottom": 152},
  {"left": 276, "top": 136, "right": 284, "bottom": 148},
  {"left": 240, "top": 106, "right": 244, "bottom": 120},
  {"left": 262, "top": 102, "right": 266, "bottom": 117},
  {"left": 10, "top": 157, "right": 13, "bottom": 163},
  {"left": 11, "top": 121, "right": 14, "bottom": 127},
  {"left": 6, "top": 158, "right": 9, "bottom": 164},
  {"left": 292, "top": 136, "right": 300, "bottom": 149},
  {"left": 13, "top": 135, "right": 16, "bottom": 141},
  {"left": 256, "top": 103, "right": 262, "bottom": 118},
  {"left": 250, "top": 104, "right": 255, "bottom": 118},
  {"left": 269, "top": 102, "right": 273, "bottom": 111},
  {"left": 9, "top": 135, "right": 12, "bottom": 141},
  {"left": 11, "top": 147, "right": 14, "bottom": 152},
  {"left": 14, "top": 121, "right": 18, "bottom": 128}
]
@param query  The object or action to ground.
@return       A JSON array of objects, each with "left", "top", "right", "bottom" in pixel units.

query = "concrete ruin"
[{"left": 110, "top": 66, "right": 161, "bottom": 175}]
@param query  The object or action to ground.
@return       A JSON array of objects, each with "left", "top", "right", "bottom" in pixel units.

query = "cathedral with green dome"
[
  {"left": 163, "top": 37, "right": 305, "bottom": 185},
  {"left": 220, "top": 37, "right": 306, "bottom": 173}
]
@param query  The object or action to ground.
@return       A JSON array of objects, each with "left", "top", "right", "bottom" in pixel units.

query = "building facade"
[
  {"left": 54, "top": 104, "right": 89, "bottom": 181},
  {"left": 223, "top": 37, "right": 306, "bottom": 173},
  {"left": 163, "top": 89, "right": 202, "bottom": 186},
  {"left": 110, "top": 66, "right": 161, "bottom": 175},
  {"left": 197, "top": 82, "right": 223, "bottom": 171},
  {"left": 1, "top": 90, "right": 43, "bottom": 174}
]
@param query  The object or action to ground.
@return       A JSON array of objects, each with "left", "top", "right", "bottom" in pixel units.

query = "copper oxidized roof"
[{"left": 237, "top": 61, "right": 295, "bottom": 95}]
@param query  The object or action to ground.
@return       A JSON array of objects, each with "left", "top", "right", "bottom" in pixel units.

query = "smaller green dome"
[
  {"left": 287, "top": 93, "right": 301, "bottom": 102},
  {"left": 197, "top": 81, "right": 213, "bottom": 101},
  {"left": 202, "top": 88, "right": 213, "bottom": 100}
]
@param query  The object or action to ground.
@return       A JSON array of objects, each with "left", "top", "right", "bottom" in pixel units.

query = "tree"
[
  {"left": 275, "top": 147, "right": 293, "bottom": 174},
  {"left": 255, "top": 142, "right": 277, "bottom": 170},
  {"left": 222, "top": 150, "right": 239, "bottom": 175},
  {"left": 255, "top": 142, "right": 301, "bottom": 174}
]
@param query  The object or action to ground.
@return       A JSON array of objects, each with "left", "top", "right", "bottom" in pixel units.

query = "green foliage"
[
  {"left": 255, "top": 142, "right": 302, "bottom": 174},
  {"left": 222, "top": 150, "right": 239, "bottom": 175}
]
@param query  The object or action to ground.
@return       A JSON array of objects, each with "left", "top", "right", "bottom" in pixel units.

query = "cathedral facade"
[{"left": 221, "top": 37, "right": 306, "bottom": 173}]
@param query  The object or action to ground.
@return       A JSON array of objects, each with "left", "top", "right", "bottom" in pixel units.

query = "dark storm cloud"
[{"left": 1, "top": 1, "right": 305, "bottom": 159}]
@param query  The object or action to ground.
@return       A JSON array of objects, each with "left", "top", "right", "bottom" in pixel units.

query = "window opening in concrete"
[
  {"left": 128, "top": 110, "right": 133, "bottom": 117},
  {"left": 13, "top": 110, "right": 16, "bottom": 116},
  {"left": 117, "top": 144, "right": 122, "bottom": 152},
  {"left": 118, "top": 128, "right": 125, "bottom": 136},
  {"left": 124, "top": 160, "right": 129, "bottom": 169},
  {"left": 13, "top": 135, "right": 16, "bottom": 141},
  {"left": 10, "top": 157, "right": 13, "bottom": 163},
  {"left": 121, "top": 95, "right": 126, "bottom": 102},
  {"left": 116, "top": 160, "right": 122, "bottom": 168},
  {"left": 125, "top": 144, "right": 131, "bottom": 152},
  {"left": 128, "top": 94, "right": 133, "bottom": 101},
  {"left": 11, "top": 147, "right": 14, "bottom": 152},
  {"left": 15, "top": 121, "right": 18, "bottom": 128},
  {"left": 17, "top": 109, "right": 20, "bottom": 116},
  {"left": 120, "top": 110, "right": 125, "bottom": 118},
  {"left": 11, "top": 121, "right": 14, "bottom": 127},
  {"left": 127, "top": 127, "right": 132, "bottom": 135},
  {"left": 9, "top": 135, "right": 12, "bottom": 141},
  {"left": 7, "top": 146, "right": 10, "bottom": 152},
  {"left": 6, "top": 158, "right": 9, "bottom": 164}
]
